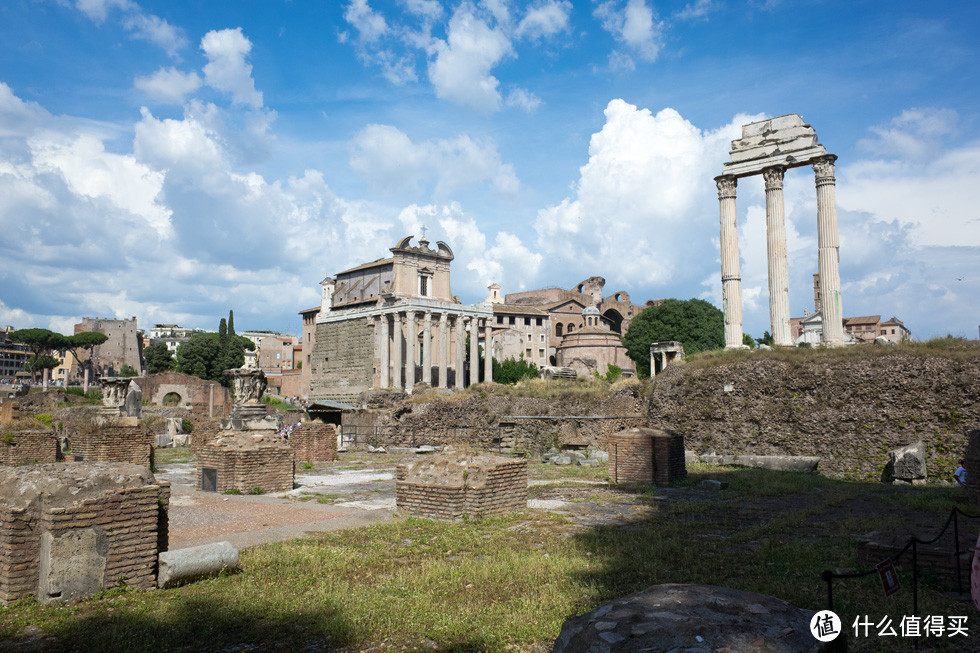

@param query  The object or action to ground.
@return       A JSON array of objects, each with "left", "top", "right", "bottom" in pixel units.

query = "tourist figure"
[{"left": 954, "top": 460, "right": 968, "bottom": 487}]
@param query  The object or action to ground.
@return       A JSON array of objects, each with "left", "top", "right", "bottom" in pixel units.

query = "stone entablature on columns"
[{"left": 717, "top": 114, "right": 844, "bottom": 348}]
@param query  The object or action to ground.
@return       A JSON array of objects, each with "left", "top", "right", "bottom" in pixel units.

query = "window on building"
[
  {"left": 536, "top": 318, "right": 542, "bottom": 326},
  {"left": 509, "top": 316, "right": 515, "bottom": 325},
  {"left": 497, "top": 316, "right": 504, "bottom": 324},
  {"left": 540, "top": 334, "right": 545, "bottom": 342},
  {"left": 556, "top": 323, "right": 563, "bottom": 337},
  {"left": 881, "top": 329, "right": 886, "bottom": 335},
  {"left": 568, "top": 324, "right": 575, "bottom": 333},
  {"left": 891, "top": 328, "right": 895, "bottom": 334},
  {"left": 525, "top": 318, "right": 531, "bottom": 326},
  {"left": 527, "top": 333, "right": 532, "bottom": 342},
  {"left": 526, "top": 348, "right": 532, "bottom": 357},
  {"left": 419, "top": 274, "right": 430, "bottom": 297},
  {"left": 539, "top": 348, "right": 545, "bottom": 358}
]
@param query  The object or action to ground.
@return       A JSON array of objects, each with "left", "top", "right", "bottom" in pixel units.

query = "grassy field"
[{"left": 1, "top": 464, "right": 976, "bottom": 652}]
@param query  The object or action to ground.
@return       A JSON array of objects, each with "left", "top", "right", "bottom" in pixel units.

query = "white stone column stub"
[
  {"left": 392, "top": 312, "right": 403, "bottom": 390},
  {"left": 405, "top": 311, "right": 417, "bottom": 391},
  {"left": 716, "top": 175, "right": 743, "bottom": 349},
  {"left": 763, "top": 166, "right": 792, "bottom": 346},
  {"left": 814, "top": 155, "right": 844, "bottom": 346},
  {"left": 438, "top": 313, "right": 449, "bottom": 388}
]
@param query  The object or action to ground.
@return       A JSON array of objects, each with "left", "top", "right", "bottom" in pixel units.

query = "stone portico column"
[
  {"left": 483, "top": 320, "right": 493, "bottom": 383},
  {"left": 422, "top": 312, "right": 432, "bottom": 386},
  {"left": 379, "top": 315, "right": 390, "bottom": 388},
  {"left": 438, "top": 313, "right": 449, "bottom": 388},
  {"left": 814, "top": 156, "right": 844, "bottom": 346},
  {"left": 468, "top": 318, "right": 479, "bottom": 386},
  {"left": 716, "top": 175, "right": 743, "bottom": 348},
  {"left": 763, "top": 166, "right": 792, "bottom": 346},
  {"left": 391, "top": 312, "right": 403, "bottom": 390},
  {"left": 455, "top": 316, "right": 465, "bottom": 390},
  {"left": 405, "top": 311, "right": 417, "bottom": 391}
]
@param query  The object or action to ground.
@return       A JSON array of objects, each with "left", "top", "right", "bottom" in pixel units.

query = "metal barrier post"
[
  {"left": 822, "top": 569, "right": 834, "bottom": 611},
  {"left": 912, "top": 540, "right": 919, "bottom": 619}
]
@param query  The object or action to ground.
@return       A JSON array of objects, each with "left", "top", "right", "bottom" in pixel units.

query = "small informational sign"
[{"left": 876, "top": 559, "right": 901, "bottom": 596}]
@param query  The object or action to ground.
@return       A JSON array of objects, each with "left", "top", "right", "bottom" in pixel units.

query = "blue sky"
[{"left": 0, "top": 0, "right": 977, "bottom": 340}]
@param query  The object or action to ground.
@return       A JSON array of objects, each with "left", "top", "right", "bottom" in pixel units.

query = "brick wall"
[
  {"left": 135, "top": 372, "right": 230, "bottom": 416},
  {"left": 0, "top": 430, "right": 61, "bottom": 465},
  {"left": 73, "top": 423, "right": 155, "bottom": 468},
  {"left": 197, "top": 438, "right": 294, "bottom": 493},
  {"left": 651, "top": 430, "right": 687, "bottom": 486},
  {"left": 395, "top": 455, "right": 527, "bottom": 520},
  {"left": 609, "top": 429, "right": 654, "bottom": 485},
  {"left": 289, "top": 422, "right": 338, "bottom": 465},
  {"left": 0, "top": 464, "right": 169, "bottom": 605},
  {"left": 0, "top": 401, "right": 21, "bottom": 425},
  {"left": 609, "top": 428, "right": 686, "bottom": 486}
]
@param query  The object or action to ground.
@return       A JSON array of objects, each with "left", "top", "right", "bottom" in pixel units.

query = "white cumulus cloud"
[
  {"left": 134, "top": 67, "right": 203, "bottom": 104},
  {"left": 595, "top": 0, "right": 664, "bottom": 63},
  {"left": 516, "top": 1, "right": 572, "bottom": 40},
  {"left": 201, "top": 28, "right": 264, "bottom": 108},
  {"left": 427, "top": 5, "right": 514, "bottom": 112}
]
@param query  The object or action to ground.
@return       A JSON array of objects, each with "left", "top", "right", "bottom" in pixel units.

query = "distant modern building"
[
  {"left": 0, "top": 327, "right": 30, "bottom": 383},
  {"left": 147, "top": 324, "right": 205, "bottom": 354}
]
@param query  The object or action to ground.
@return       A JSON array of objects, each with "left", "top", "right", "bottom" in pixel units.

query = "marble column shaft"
[
  {"left": 379, "top": 315, "right": 390, "bottom": 388},
  {"left": 455, "top": 317, "right": 465, "bottom": 390},
  {"left": 814, "top": 156, "right": 844, "bottom": 346},
  {"left": 716, "top": 175, "right": 743, "bottom": 349},
  {"left": 438, "top": 313, "right": 449, "bottom": 388},
  {"left": 405, "top": 311, "right": 417, "bottom": 390},
  {"left": 483, "top": 321, "right": 493, "bottom": 383},
  {"left": 468, "top": 318, "right": 479, "bottom": 386},
  {"left": 422, "top": 312, "right": 432, "bottom": 385},
  {"left": 391, "top": 313, "right": 403, "bottom": 390},
  {"left": 763, "top": 166, "right": 792, "bottom": 346}
]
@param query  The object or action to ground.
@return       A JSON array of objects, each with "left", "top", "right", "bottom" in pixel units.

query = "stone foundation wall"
[
  {"left": 395, "top": 455, "right": 527, "bottom": 520},
  {"left": 0, "top": 401, "right": 21, "bottom": 425},
  {"left": 134, "top": 372, "right": 230, "bottom": 416},
  {"left": 0, "top": 430, "right": 61, "bottom": 465},
  {"left": 0, "top": 463, "right": 169, "bottom": 605},
  {"left": 289, "top": 422, "right": 338, "bottom": 465},
  {"left": 73, "top": 423, "right": 154, "bottom": 468},
  {"left": 197, "top": 438, "right": 294, "bottom": 493}
]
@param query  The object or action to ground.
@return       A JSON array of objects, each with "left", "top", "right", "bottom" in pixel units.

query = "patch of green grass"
[
  {"left": 154, "top": 446, "right": 195, "bottom": 466},
  {"left": 2, "top": 468, "right": 974, "bottom": 652},
  {"left": 222, "top": 488, "right": 243, "bottom": 496},
  {"left": 316, "top": 494, "right": 342, "bottom": 504},
  {"left": 247, "top": 488, "right": 265, "bottom": 495}
]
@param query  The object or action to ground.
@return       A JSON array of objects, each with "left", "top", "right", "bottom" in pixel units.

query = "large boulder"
[
  {"left": 881, "top": 441, "right": 927, "bottom": 483},
  {"left": 553, "top": 584, "right": 831, "bottom": 652}
]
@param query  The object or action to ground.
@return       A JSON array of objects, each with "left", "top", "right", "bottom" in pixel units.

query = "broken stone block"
[{"left": 881, "top": 441, "right": 927, "bottom": 483}]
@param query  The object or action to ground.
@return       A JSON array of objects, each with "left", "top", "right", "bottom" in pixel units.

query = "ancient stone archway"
[
  {"left": 602, "top": 308, "right": 624, "bottom": 334},
  {"left": 162, "top": 392, "right": 181, "bottom": 407}
]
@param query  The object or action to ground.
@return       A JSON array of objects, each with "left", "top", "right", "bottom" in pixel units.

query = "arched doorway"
[
  {"left": 162, "top": 392, "right": 182, "bottom": 407},
  {"left": 602, "top": 308, "right": 624, "bottom": 334}
]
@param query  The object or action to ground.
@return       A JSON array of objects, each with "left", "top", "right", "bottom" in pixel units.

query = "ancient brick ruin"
[
  {"left": 0, "top": 463, "right": 169, "bottom": 605},
  {"left": 0, "top": 401, "right": 22, "bottom": 425},
  {"left": 197, "top": 432, "right": 294, "bottom": 494},
  {"left": 609, "top": 427, "right": 686, "bottom": 486},
  {"left": 395, "top": 453, "right": 527, "bottom": 520},
  {"left": 0, "top": 430, "right": 61, "bottom": 465},
  {"left": 289, "top": 422, "right": 338, "bottom": 465},
  {"left": 72, "top": 421, "right": 155, "bottom": 468}
]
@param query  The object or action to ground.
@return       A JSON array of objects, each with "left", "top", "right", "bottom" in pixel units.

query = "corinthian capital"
[
  {"left": 813, "top": 155, "right": 838, "bottom": 184},
  {"left": 763, "top": 166, "right": 785, "bottom": 191},
  {"left": 715, "top": 175, "right": 737, "bottom": 199}
]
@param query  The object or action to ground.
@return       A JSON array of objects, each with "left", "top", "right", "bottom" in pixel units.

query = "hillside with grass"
[{"left": 648, "top": 338, "right": 980, "bottom": 481}]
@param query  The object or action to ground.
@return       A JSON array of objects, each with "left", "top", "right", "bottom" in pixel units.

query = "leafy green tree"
[
  {"left": 61, "top": 331, "right": 109, "bottom": 385},
  {"left": 492, "top": 356, "right": 538, "bottom": 385},
  {"left": 758, "top": 331, "right": 774, "bottom": 346},
  {"left": 23, "top": 355, "right": 60, "bottom": 379},
  {"left": 8, "top": 328, "right": 68, "bottom": 382},
  {"left": 743, "top": 333, "right": 757, "bottom": 349},
  {"left": 145, "top": 342, "right": 175, "bottom": 374},
  {"left": 117, "top": 363, "right": 138, "bottom": 377},
  {"left": 623, "top": 298, "right": 724, "bottom": 377},
  {"left": 176, "top": 333, "right": 223, "bottom": 382}
]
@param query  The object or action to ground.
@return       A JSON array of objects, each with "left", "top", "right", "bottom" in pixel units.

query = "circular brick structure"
[{"left": 609, "top": 428, "right": 654, "bottom": 485}]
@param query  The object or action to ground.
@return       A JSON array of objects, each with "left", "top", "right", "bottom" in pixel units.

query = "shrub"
[
  {"left": 181, "top": 418, "right": 194, "bottom": 434},
  {"left": 34, "top": 414, "right": 53, "bottom": 427},
  {"left": 247, "top": 487, "right": 265, "bottom": 495}
]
